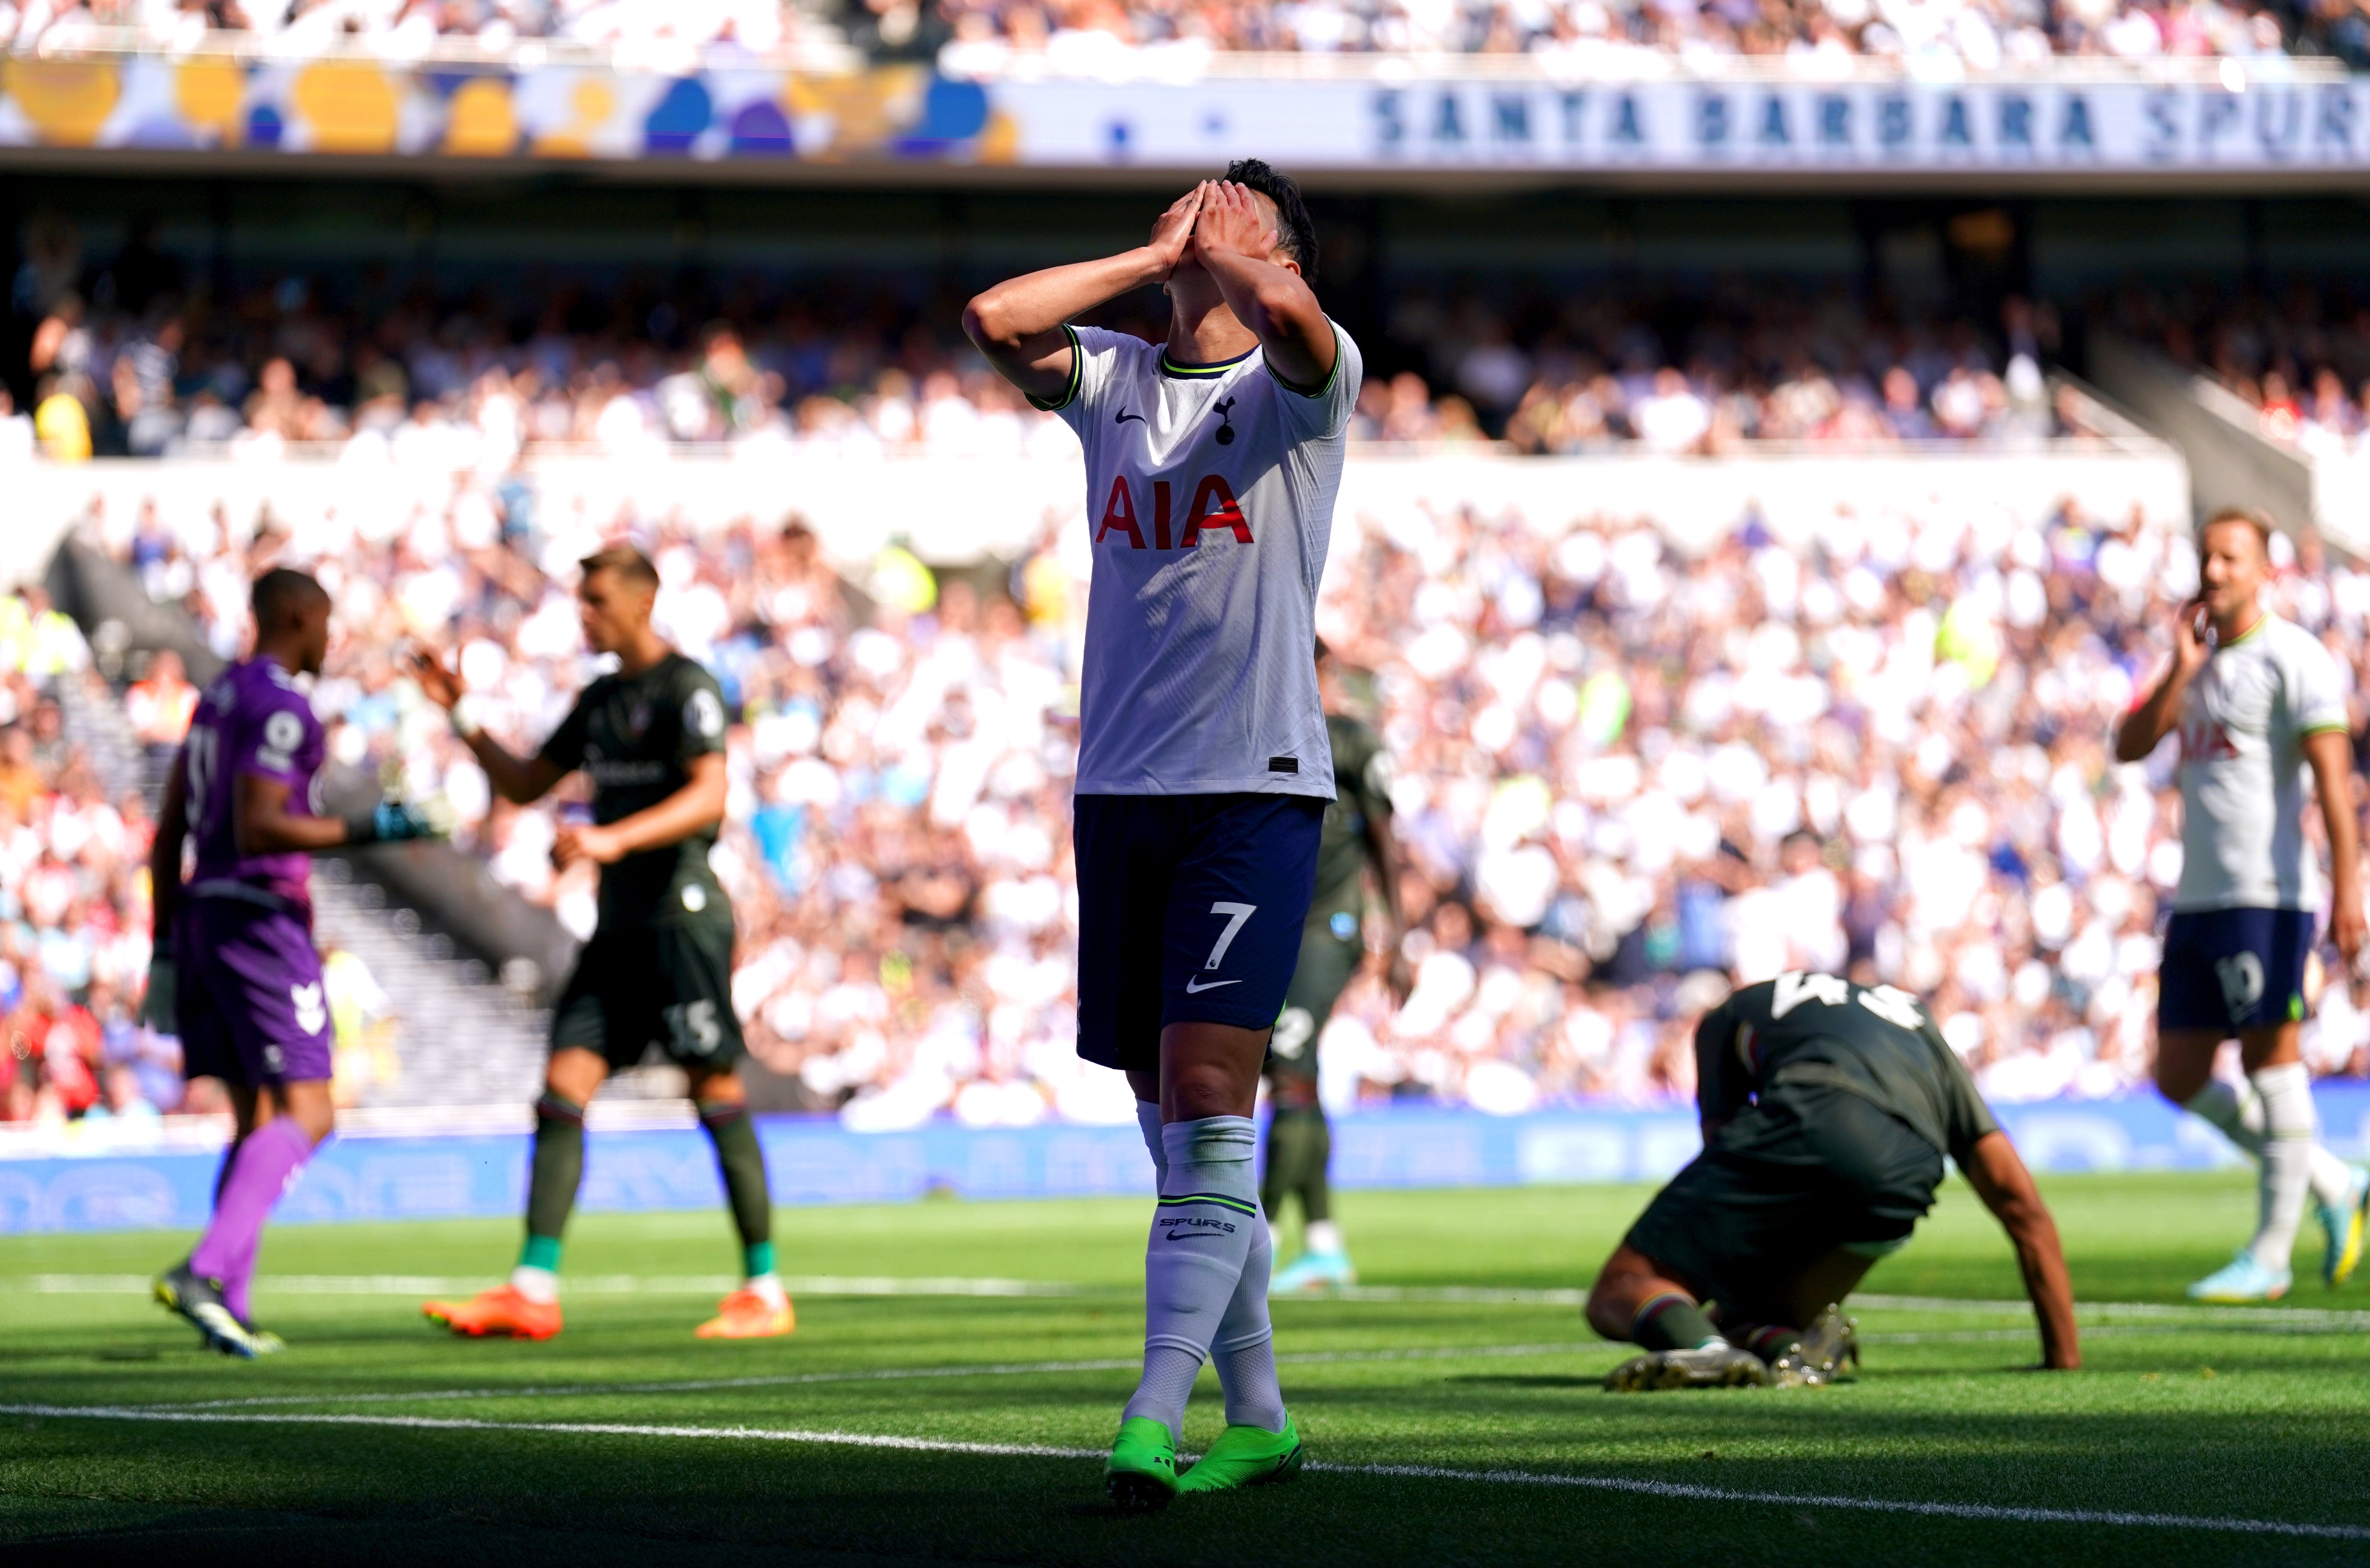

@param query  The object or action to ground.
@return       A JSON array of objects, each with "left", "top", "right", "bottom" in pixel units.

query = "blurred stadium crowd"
[
  {"left": 10, "top": 456, "right": 2370, "bottom": 1127},
  {"left": 2116, "top": 282, "right": 2370, "bottom": 457},
  {"left": 9, "top": 246, "right": 2083, "bottom": 463},
  {"left": 2, "top": 0, "right": 2349, "bottom": 66}
]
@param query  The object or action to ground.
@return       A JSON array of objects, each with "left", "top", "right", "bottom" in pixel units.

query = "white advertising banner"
[{"left": 1000, "top": 73, "right": 2370, "bottom": 174}]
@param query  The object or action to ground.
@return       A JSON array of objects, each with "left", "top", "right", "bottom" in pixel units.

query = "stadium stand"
[
  {"left": 9, "top": 429, "right": 2366, "bottom": 1129},
  {"left": 15, "top": 256, "right": 2073, "bottom": 461},
  {"left": 0, "top": 0, "right": 2339, "bottom": 64}
]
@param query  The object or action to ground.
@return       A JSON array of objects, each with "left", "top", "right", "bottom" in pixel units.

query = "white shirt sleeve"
[
  {"left": 1039, "top": 325, "right": 1138, "bottom": 427},
  {"left": 1268, "top": 322, "right": 1362, "bottom": 441},
  {"left": 2288, "top": 630, "right": 2350, "bottom": 737}
]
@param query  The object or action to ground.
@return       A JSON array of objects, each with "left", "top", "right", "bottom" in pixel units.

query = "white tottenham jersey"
[
  {"left": 2174, "top": 612, "right": 2351, "bottom": 912},
  {"left": 1046, "top": 322, "right": 1361, "bottom": 800}
]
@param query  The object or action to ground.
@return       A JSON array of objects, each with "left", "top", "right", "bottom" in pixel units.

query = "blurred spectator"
[{"left": 124, "top": 648, "right": 198, "bottom": 765}]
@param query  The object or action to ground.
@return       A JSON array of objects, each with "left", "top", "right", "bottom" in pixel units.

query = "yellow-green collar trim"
[
  {"left": 1160, "top": 344, "right": 1257, "bottom": 379},
  {"left": 2219, "top": 612, "right": 2270, "bottom": 649}
]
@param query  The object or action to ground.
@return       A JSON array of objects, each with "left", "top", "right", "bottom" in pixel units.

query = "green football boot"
[
  {"left": 1177, "top": 1416, "right": 1305, "bottom": 1494},
  {"left": 1104, "top": 1416, "right": 1179, "bottom": 1512}
]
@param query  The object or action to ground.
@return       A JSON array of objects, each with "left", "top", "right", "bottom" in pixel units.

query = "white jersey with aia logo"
[
  {"left": 1042, "top": 322, "right": 1362, "bottom": 800},
  {"left": 2174, "top": 612, "right": 2350, "bottom": 913}
]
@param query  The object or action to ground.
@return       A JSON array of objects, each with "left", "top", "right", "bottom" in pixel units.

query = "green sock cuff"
[
  {"left": 744, "top": 1241, "right": 776, "bottom": 1278},
  {"left": 518, "top": 1234, "right": 563, "bottom": 1273}
]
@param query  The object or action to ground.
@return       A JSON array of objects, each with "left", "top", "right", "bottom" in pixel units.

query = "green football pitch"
[{"left": 7, "top": 1171, "right": 2370, "bottom": 1566}]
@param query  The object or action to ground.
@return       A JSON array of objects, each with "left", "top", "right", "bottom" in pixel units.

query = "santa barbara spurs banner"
[{"left": 0, "top": 53, "right": 2363, "bottom": 174}]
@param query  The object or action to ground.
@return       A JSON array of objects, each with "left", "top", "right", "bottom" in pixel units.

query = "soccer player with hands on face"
[
  {"left": 967, "top": 161, "right": 1362, "bottom": 1507},
  {"left": 2116, "top": 506, "right": 2370, "bottom": 1302}
]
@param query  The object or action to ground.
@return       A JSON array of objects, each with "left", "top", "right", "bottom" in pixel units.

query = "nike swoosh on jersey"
[
  {"left": 1115, "top": 408, "right": 1145, "bottom": 424},
  {"left": 1183, "top": 976, "right": 1241, "bottom": 994}
]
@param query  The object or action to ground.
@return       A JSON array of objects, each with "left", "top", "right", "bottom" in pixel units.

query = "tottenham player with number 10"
[{"left": 967, "top": 162, "right": 1363, "bottom": 1507}]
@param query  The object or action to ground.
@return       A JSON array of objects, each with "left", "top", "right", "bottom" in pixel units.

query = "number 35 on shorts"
[
  {"left": 666, "top": 999, "right": 723, "bottom": 1057},
  {"left": 1182, "top": 902, "right": 1257, "bottom": 995}
]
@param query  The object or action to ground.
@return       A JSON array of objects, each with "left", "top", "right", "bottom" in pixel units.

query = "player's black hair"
[
  {"left": 1224, "top": 159, "right": 1319, "bottom": 281},
  {"left": 250, "top": 567, "right": 329, "bottom": 629}
]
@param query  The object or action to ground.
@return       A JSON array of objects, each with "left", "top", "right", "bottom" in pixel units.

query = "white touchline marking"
[
  {"left": 9, "top": 1274, "right": 1079, "bottom": 1299},
  {"left": 6, "top": 1402, "right": 2365, "bottom": 1540},
  {"left": 147, "top": 1342, "right": 1605, "bottom": 1410},
  {"left": 1318, "top": 1461, "right": 2370, "bottom": 1540}
]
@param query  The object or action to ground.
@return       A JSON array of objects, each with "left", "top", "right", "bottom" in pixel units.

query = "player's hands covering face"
[
  {"left": 1146, "top": 182, "right": 1209, "bottom": 279},
  {"left": 1191, "top": 182, "right": 1284, "bottom": 269}
]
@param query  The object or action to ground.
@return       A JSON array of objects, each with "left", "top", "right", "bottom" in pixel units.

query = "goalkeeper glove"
[
  {"left": 140, "top": 956, "right": 176, "bottom": 1031},
  {"left": 344, "top": 800, "right": 441, "bottom": 846}
]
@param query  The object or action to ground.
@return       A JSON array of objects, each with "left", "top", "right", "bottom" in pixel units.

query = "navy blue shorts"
[
  {"left": 2158, "top": 907, "right": 2316, "bottom": 1034},
  {"left": 1073, "top": 793, "right": 1325, "bottom": 1073}
]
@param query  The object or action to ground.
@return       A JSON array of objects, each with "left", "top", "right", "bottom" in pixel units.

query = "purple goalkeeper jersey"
[{"left": 181, "top": 655, "right": 326, "bottom": 914}]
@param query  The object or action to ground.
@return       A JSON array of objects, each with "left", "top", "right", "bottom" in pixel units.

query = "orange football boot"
[
  {"left": 694, "top": 1287, "right": 795, "bottom": 1339},
  {"left": 422, "top": 1285, "right": 563, "bottom": 1339}
]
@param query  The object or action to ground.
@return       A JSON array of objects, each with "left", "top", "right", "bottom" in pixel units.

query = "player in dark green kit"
[
  {"left": 1267, "top": 643, "right": 1408, "bottom": 1293},
  {"left": 1586, "top": 972, "right": 2080, "bottom": 1388},
  {"left": 408, "top": 546, "right": 791, "bottom": 1341}
]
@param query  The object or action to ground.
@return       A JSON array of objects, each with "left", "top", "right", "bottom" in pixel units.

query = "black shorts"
[
  {"left": 1267, "top": 917, "right": 1364, "bottom": 1096},
  {"left": 1624, "top": 1080, "right": 1943, "bottom": 1318},
  {"left": 1073, "top": 792, "right": 1325, "bottom": 1073},
  {"left": 551, "top": 896, "right": 744, "bottom": 1073},
  {"left": 2159, "top": 907, "right": 2315, "bottom": 1034}
]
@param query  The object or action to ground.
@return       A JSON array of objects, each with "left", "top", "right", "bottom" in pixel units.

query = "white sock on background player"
[
  {"left": 2249, "top": 1064, "right": 2319, "bottom": 1270},
  {"left": 2184, "top": 1076, "right": 2355, "bottom": 1210},
  {"left": 1305, "top": 1219, "right": 1345, "bottom": 1256},
  {"left": 1120, "top": 1115, "right": 1261, "bottom": 1445}
]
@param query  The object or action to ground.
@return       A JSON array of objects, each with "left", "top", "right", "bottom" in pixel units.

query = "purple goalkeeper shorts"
[{"left": 175, "top": 891, "right": 333, "bottom": 1087}]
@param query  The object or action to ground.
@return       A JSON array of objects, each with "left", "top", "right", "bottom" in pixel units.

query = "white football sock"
[
  {"left": 509, "top": 1264, "right": 558, "bottom": 1304},
  {"left": 2183, "top": 1078, "right": 2265, "bottom": 1155},
  {"left": 1212, "top": 1204, "right": 1288, "bottom": 1433},
  {"left": 2188, "top": 1076, "right": 2357, "bottom": 1209},
  {"left": 1135, "top": 1099, "right": 1168, "bottom": 1189},
  {"left": 2249, "top": 1064, "right": 2317, "bottom": 1272},
  {"left": 1305, "top": 1219, "right": 1344, "bottom": 1256},
  {"left": 1119, "top": 1115, "right": 1259, "bottom": 1445},
  {"left": 746, "top": 1273, "right": 788, "bottom": 1310}
]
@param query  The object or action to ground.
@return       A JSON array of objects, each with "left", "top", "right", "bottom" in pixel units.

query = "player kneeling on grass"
[
  {"left": 410, "top": 546, "right": 790, "bottom": 1343},
  {"left": 967, "top": 162, "right": 1360, "bottom": 1509},
  {"left": 1586, "top": 973, "right": 2080, "bottom": 1391}
]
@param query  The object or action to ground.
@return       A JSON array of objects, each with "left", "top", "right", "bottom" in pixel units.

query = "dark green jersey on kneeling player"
[
  {"left": 1307, "top": 714, "right": 1391, "bottom": 933},
  {"left": 1695, "top": 973, "right": 1997, "bottom": 1164},
  {"left": 539, "top": 652, "right": 730, "bottom": 929}
]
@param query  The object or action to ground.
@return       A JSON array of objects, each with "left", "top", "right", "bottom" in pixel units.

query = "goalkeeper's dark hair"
[
  {"left": 1224, "top": 159, "right": 1318, "bottom": 281},
  {"left": 250, "top": 567, "right": 329, "bottom": 629}
]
